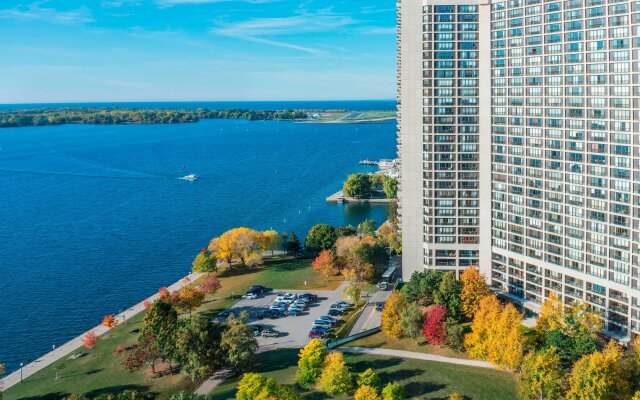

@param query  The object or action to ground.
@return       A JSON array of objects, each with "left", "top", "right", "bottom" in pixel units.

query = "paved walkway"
[
  {"left": 195, "top": 369, "right": 232, "bottom": 396},
  {"left": 339, "top": 347, "right": 496, "bottom": 369},
  {"left": 0, "top": 272, "right": 204, "bottom": 391}
]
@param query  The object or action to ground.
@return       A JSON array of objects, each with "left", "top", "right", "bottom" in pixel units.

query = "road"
[{"left": 348, "top": 288, "right": 392, "bottom": 336}]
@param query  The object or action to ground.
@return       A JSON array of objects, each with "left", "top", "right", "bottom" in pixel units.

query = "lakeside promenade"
[{"left": 0, "top": 271, "right": 204, "bottom": 392}]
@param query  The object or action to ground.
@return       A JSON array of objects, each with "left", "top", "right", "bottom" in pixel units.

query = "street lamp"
[{"left": 20, "top": 362, "right": 23, "bottom": 383}]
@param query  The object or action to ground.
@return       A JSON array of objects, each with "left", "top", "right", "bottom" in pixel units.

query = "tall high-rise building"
[{"left": 398, "top": 0, "right": 640, "bottom": 340}]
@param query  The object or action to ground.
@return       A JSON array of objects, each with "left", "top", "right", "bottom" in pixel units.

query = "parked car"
[
  {"left": 268, "top": 309, "right": 283, "bottom": 319},
  {"left": 328, "top": 308, "right": 344, "bottom": 316},
  {"left": 270, "top": 302, "right": 287, "bottom": 311},
  {"left": 249, "top": 285, "right": 268, "bottom": 294},
  {"left": 299, "top": 293, "right": 318, "bottom": 302},
  {"left": 255, "top": 309, "right": 269, "bottom": 320},
  {"left": 309, "top": 330, "right": 327, "bottom": 338},
  {"left": 311, "top": 325, "right": 331, "bottom": 334},
  {"left": 293, "top": 299, "right": 308, "bottom": 308},
  {"left": 318, "top": 316, "right": 337, "bottom": 324},
  {"left": 313, "top": 320, "right": 332, "bottom": 328},
  {"left": 274, "top": 294, "right": 286, "bottom": 302},
  {"left": 242, "top": 292, "right": 258, "bottom": 299},
  {"left": 262, "top": 328, "right": 279, "bottom": 337},
  {"left": 335, "top": 300, "right": 351, "bottom": 307},
  {"left": 252, "top": 325, "right": 263, "bottom": 336},
  {"left": 377, "top": 280, "right": 389, "bottom": 291},
  {"left": 286, "top": 308, "right": 302, "bottom": 316}
]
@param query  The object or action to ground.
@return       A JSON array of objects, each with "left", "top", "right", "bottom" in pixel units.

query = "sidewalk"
[
  {"left": 339, "top": 346, "right": 495, "bottom": 369},
  {"left": 0, "top": 272, "right": 204, "bottom": 391}
]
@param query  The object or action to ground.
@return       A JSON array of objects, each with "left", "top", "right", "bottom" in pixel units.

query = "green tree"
[
  {"left": 382, "top": 177, "right": 398, "bottom": 198},
  {"left": 141, "top": 299, "right": 178, "bottom": 370},
  {"left": 543, "top": 329, "right": 597, "bottom": 368},
  {"left": 336, "top": 225, "right": 357, "bottom": 237},
  {"left": 381, "top": 383, "right": 407, "bottom": 400},
  {"left": 236, "top": 373, "right": 277, "bottom": 400},
  {"left": 316, "top": 352, "right": 353, "bottom": 396},
  {"left": 444, "top": 318, "right": 466, "bottom": 352},
  {"left": 434, "top": 272, "right": 462, "bottom": 321},
  {"left": 54, "top": 362, "right": 65, "bottom": 381},
  {"left": 343, "top": 173, "right": 373, "bottom": 198},
  {"left": 284, "top": 232, "right": 301, "bottom": 254},
  {"left": 221, "top": 312, "right": 258, "bottom": 372},
  {"left": 402, "top": 270, "right": 444, "bottom": 306},
  {"left": 305, "top": 224, "right": 337, "bottom": 253},
  {"left": 174, "top": 316, "right": 222, "bottom": 381},
  {"left": 357, "top": 219, "right": 377, "bottom": 237},
  {"left": 191, "top": 248, "right": 217, "bottom": 272},
  {"left": 295, "top": 339, "right": 328, "bottom": 388},
  {"left": 274, "top": 385, "right": 303, "bottom": 400},
  {"left": 400, "top": 302, "right": 424, "bottom": 342},
  {"left": 519, "top": 348, "right": 565, "bottom": 400},
  {"left": 356, "top": 368, "right": 382, "bottom": 391}
]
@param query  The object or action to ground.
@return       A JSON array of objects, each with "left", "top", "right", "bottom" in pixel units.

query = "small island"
[{"left": 0, "top": 108, "right": 397, "bottom": 128}]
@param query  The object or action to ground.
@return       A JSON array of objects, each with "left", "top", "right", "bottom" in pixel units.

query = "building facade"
[{"left": 398, "top": 0, "right": 640, "bottom": 340}]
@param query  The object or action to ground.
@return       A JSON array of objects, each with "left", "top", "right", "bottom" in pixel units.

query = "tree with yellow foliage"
[
  {"left": 460, "top": 267, "right": 490, "bottom": 318},
  {"left": 519, "top": 348, "right": 565, "bottom": 400},
  {"left": 536, "top": 291, "right": 564, "bottom": 335},
  {"left": 448, "top": 392, "right": 464, "bottom": 400},
  {"left": 354, "top": 385, "right": 381, "bottom": 400},
  {"left": 464, "top": 295, "right": 525, "bottom": 369},
  {"left": 381, "top": 291, "right": 406, "bottom": 339},
  {"left": 566, "top": 341, "right": 631, "bottom": 400},
  {"left": 316, "top": 352, "right": 353, "bottom": 396},
  {"left": 632, "top": 391, "right": 640, "bottom": 400},
  {"left": 208, "top": 227, "right": 264, "bottom": 269}
]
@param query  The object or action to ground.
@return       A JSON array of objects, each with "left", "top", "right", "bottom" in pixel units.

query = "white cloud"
[
  {"left": 361, "top": 26, "right": 396, "bottom": 35},
  {"left": 0, "top": 3, "right": 94, "bottom": 24}
]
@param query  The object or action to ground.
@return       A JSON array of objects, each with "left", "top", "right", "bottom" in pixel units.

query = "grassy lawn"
[
  {"left": 4, "top": 256, "right": 337, "bottom": 400},
  {"left": 345, "top": 330, "right": 470, "bottom": 360},
  {"left": 210, "top": 349, "right": 519, "bottom": 400}
]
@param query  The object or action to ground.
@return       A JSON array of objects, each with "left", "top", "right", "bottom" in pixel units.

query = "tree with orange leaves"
[
  {"left": 158, "top": 287, "right": 169, "bottom": 298},
  {"left": 102, "top": 315, "right": 118, "bottom": 329},
  {"left": 143, "top": 299, "right": 151, "bottom": 309},
  {"left": 312, "top": 249, "right": 340, "bottom": 277},
  {"left": 83, "top": 331, "right": 98, "bottom": 349},
  {"left": 174, "top": 286, "right": 205, "bottom": 316}
]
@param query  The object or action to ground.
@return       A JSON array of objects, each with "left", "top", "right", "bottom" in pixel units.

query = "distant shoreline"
[{"left": 0, "top": 107, "right": 397, "bottom": 129}]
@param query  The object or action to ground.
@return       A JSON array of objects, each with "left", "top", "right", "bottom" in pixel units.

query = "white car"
[{"left": 242, "top": 292, "right": 258, "bottom": 299}]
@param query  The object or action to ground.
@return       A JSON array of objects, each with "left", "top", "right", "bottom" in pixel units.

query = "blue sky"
[{"left": 0, "top": 1, "right": 396, "bottom": 103}]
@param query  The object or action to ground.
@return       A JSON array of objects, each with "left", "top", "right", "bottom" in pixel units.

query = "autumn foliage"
[
  {"left": 460, "top": 266, "right": 490, "bottom": 318},
  {"left": 464, "top": 295, "right": 525, "bottom": 369},
  {"left": 158, "top": 287, "right": 169, "bottom": 298},
  {"left": 102, "top": 315, "right": 118, "bottom": 329},
  {"left": 203, "top": 274, "right": 222, "bottom": 295},
  {"left": 143, "top": 299, "right": 151, "bottom": 309},
  {"left": 422, "top": 304, "right": 447, "bottom": 345},
  {"left": 381, "top": 291, "right": 406, "bottom": 339},
  {"left": 312, "top": 249, "right": 340, "bottom": 277},
  {"left": 83, "top": 331, "right": 98, "bottom": 349}
]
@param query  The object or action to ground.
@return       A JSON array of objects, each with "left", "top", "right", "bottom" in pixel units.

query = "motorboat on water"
[{"left": 180, "top": 173, "right": 198, "bottom": 182}]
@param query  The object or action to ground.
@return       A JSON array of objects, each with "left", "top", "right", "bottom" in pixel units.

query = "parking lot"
[{"left": 220, "top": 286, "right": 346, "bottom": 351}]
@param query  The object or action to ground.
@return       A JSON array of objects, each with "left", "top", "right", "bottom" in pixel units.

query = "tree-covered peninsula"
[{"left": 0, "top": 108, "right": 311, "bottom": 128}]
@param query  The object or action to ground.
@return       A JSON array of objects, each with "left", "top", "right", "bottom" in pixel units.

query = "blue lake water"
[{"left": 0, "top": 107, "right": 396, "bottom": 373}]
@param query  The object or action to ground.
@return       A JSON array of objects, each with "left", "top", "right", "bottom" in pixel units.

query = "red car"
[{"left": 308, "top": 330, "right": 327, "bottom": 339}]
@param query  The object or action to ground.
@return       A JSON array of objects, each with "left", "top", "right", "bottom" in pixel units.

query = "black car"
[
  {"left": 252, "top": 325, "right": 263, "bottom": 336},
  {"left": 255, "top": 309, "right": 270, "bottom": 320},
  {"left": 268, "top": 309, "right": 282, "bottom": 319},
  {"left": 300, "top": 293, "right": 318, "bottom": 302},
  {"left": 249, "top": 285, "right": 268, "bottom": 294}
]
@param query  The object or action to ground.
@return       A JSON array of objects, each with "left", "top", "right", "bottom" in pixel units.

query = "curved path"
[
  {"left": 0, "top": 272, "right": 203, "bottom": 392},
  {"left": 338, "top": 346, "right": 496, "bottom": 369}
]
